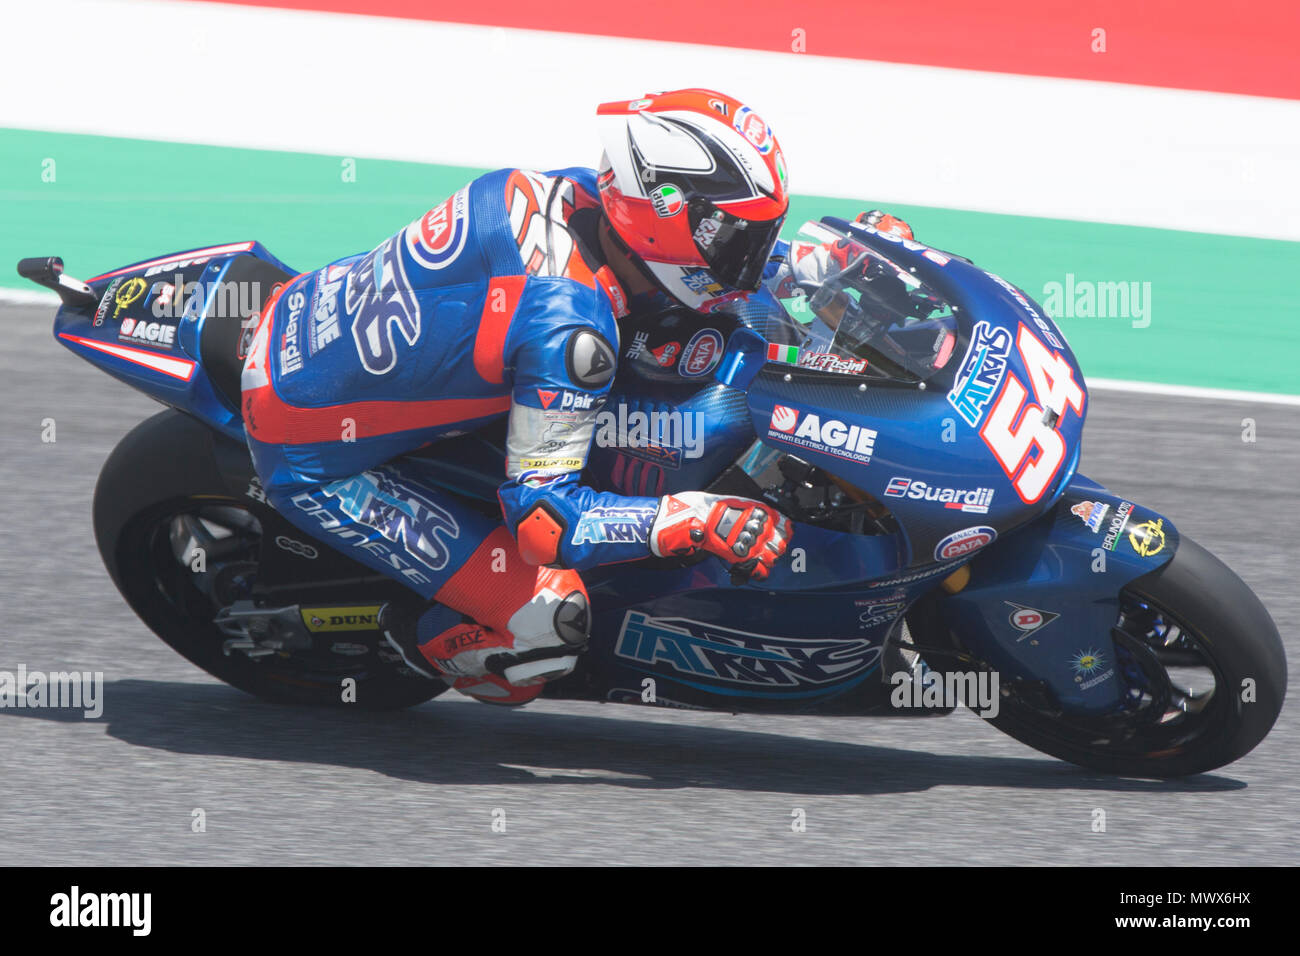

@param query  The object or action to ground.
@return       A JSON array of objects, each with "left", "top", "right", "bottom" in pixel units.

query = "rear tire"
[{"left": 93, "top": 410, "right": 447, "bottom": 710}]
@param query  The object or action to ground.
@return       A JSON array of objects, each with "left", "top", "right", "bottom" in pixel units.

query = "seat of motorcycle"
[{"left": 201, "top": 254, "right": 294, "bottom": 411}]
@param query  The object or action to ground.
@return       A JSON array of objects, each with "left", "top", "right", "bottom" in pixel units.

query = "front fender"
[{"left": 927, "top": 474, "right": 1178, "bottom": 714}]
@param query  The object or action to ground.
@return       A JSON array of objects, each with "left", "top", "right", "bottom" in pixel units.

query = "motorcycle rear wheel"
[{"left": 93, "top": 410, "right": 447, "bottom": 710}]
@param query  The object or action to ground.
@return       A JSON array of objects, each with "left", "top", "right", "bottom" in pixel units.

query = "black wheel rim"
[
  {"left": 134, "top": 500, "right": 401, "bottom": 686},
  {"left": 998, "top": 588, "right": 1231, "bottom": 763}
]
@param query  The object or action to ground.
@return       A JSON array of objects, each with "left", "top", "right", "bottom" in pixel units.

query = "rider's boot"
[{"left": 381, "top": 536, "right": 591, "bottom": 705}]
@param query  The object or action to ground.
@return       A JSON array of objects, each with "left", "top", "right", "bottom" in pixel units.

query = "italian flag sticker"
[{"left": 767, "top": 343, "right": 799, "bottom": 363}]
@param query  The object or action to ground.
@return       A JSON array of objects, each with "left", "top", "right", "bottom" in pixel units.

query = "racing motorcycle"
[{"left": 17, "top": 216, "right": 1285, "bottom": 777}]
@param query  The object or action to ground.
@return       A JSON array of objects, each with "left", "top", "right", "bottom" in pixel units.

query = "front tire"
[{"left": 980, "top": 536, "right": 1286, "bottom": 776}]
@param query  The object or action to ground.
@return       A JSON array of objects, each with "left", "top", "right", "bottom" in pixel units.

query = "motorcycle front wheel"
[{"left": 974, "top": 535, "right": 1286, "bottom": 776}]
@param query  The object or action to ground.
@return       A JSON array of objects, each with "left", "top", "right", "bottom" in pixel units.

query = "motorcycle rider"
[
  {"left": 240, "top": 89, "right": 795, "bottom": 705},
  {"left": 766, "top": 209, "right": 916, "bottom": 308}
]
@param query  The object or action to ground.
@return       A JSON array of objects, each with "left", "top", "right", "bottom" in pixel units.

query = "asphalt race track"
[{"left": 1, "top": 304, "right": 1295, "bottom": 866}]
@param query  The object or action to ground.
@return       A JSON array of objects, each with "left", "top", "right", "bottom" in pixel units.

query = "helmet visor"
[{"left": 687, "top": 199, "right": 784, "bottom": 292}]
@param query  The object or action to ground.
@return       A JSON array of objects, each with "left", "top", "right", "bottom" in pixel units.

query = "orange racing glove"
[
  {"left": 856, "top": 209, "right": 914, "bottom": 240},
  {"left": 649, "top": 492, "right": 792, "bottom": 583}
]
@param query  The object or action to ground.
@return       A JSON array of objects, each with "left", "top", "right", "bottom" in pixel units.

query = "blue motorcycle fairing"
[
  {"left": 573, "top": 557, "right": 935, "bottom": 710},
  {"left": 54, "top": 242, "right": 296, "bottom": 444},
  {"left": 46, "top": 227, "right": 1181, "bottom": 718},
  {"left": 930, "top": 473, "right": 1179, "bottom": 714},
  {"left": 732, "top": 217, "right": 1088, "bottom": 571},
  {"left": 585, "top": 307, "right": 757, "bottom": 498},
  {"left": 568, "top": 506, "right": 975, "bottom": 711}
]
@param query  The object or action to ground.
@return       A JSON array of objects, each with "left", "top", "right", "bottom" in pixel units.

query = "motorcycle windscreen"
[{"left": 767, "top": 221, "right": 960, "bottom": 385}]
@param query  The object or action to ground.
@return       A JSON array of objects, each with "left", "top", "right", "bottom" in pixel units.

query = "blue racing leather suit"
[
  {"left": 244, "top": 167, "right": 654, "bottom": 599},
  {"left": 241, "top": 165, "right": 791, "bottom": 604}
]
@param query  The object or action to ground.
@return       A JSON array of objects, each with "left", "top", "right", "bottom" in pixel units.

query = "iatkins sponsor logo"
[
  {"left": 321, "top": 470, "right": 460, "bottom": 573},
  {"left": 111, "top": 277, "right": 147, "bottom": 320},
  {"left": 615, "top": 612, "right": 881, "bottom": 690},
  {"left": 946, "top": 320, "right": 1012, "bottom": 427},
  {"left": 767, "top": 404, "right": 877, "bottom": 465},
  {"left": 884, "top": 477, "right": 994, "bottom": 513},
  {"left": 49, "top": 886, "right": 151, "bottom": 936},
  {"left": 1129, "top": 517, "right": 1167, "bottom": 557},
  {"left": 348, "top": 236, "right": 421, "bottom": 375},
  {"left": 290, "top": 477, "right": 452, "bottom": 588},
  {"left": 571, "top": 505, "right": 656, "bottom": 545}
]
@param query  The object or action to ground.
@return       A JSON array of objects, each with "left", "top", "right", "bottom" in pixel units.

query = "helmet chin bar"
[
  {"left": 598, "top": 204, "right": 748, "bottom": 314},
  {"left": 599, "top": 212, "right": 683, "bottom": 303}
]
